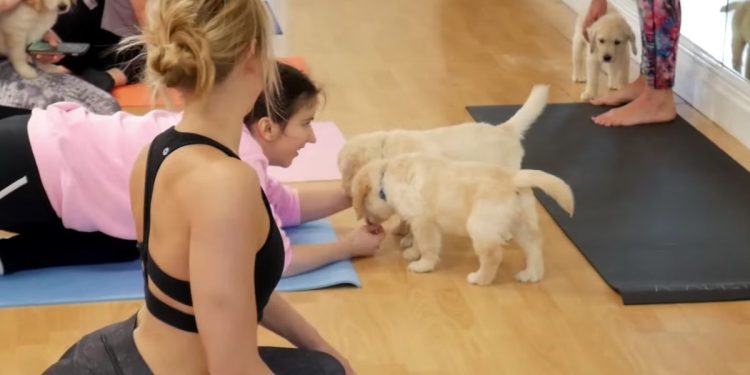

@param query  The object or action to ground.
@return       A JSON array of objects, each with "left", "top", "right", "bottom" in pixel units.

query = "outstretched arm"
[{"left": 296, "top": 181, "right": 351, "bottom": 223}]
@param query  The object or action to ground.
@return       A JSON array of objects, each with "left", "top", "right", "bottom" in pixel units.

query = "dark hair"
[{"left": 244, "top": 62, "right": 321, "bottom": 129}]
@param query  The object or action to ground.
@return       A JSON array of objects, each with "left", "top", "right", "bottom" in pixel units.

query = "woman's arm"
[
  {"left": 0, "top": 0, "right": 20, "bottom": 12},
  {"left": 260, "top": 293, "right": 355, "bottom": 374},
  {"left": 130, "top": 0, "right": 147, "bottom": 27},
  {"left": 296, "top": 181, "right": 351, "bottom": 223},
  {"left": 187, "top": 161, "right": 272, "bottom": 375},
  {"left": 283, "top": 225, "right": 385, "bottom": 277}
]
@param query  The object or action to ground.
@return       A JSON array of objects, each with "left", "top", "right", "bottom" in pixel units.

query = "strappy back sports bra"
[{"left": 137, "top": 127, "right": 285, "bottom": 333}]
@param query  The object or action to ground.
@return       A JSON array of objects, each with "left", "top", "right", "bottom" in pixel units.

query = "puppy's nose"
[
  {"left": 58, "top": 4, "right": 69, "bottom": 12},
  {"left": 603, "top": 54, "right": 612, "bottom": 62}
]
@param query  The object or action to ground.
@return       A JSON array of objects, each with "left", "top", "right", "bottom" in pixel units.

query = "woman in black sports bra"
[{"left": 43, "top": 0, "right": 353, "bottom": 374}]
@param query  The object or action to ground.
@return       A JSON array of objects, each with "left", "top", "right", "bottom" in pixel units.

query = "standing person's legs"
[
  {"left": 588, "top": 0, "right": 681, "bottom": 123},
  {"left": 592, "top": 0, "right": 680, "bottom": 126}
]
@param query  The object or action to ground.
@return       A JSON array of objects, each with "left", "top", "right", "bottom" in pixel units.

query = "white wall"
[{"left": 563, "top": 0, "right": 750, "bottom": 149}]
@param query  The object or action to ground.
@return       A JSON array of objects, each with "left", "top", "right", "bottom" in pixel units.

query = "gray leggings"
[
  {"left": 43, "top": 314, "right": 346, "bottom": 375},
  {"left": 0, "top": 61, "right": 120, "bottom": 115}
]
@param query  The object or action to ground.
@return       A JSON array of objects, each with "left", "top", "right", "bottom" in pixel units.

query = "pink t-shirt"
[{"left": 27, "top": 102, "right": 300, "bottom": 270}]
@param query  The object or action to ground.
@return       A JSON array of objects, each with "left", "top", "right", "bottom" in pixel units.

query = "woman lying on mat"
[{"left": 0, "top": 62, "right": 384, "bottom": 277}]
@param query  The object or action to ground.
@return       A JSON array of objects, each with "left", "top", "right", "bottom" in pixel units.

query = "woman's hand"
[
  {"left": 33, "top": 31, "right": 67, "bottom": 68},
  {"left": 343, "top": 224, "right": 385, "bottom": 258},
  {"left": 0, "top": 0, "right": 21, "bottom": 12},
  {"left": 583, "top": 0, "right": 607, "bottom": 42}
]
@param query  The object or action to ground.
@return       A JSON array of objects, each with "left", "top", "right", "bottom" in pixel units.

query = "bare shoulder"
[{"left": 181, "top": 155, "right": 263, "bottom": 212}]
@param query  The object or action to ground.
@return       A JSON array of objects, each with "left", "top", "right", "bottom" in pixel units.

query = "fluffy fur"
[
  {"left": 0, "top": 0, "right": 74, "bottom": 79},
  {"left": 338, "top": 84, "right": 550, "bottom": 195},
  {"left": 350, "top": 153, "right": 574, "bottom": 286},
  {"left": 722, "top": 1, "right": 750, "bottom": 79},
  {"left": 572, "top": 6, "right": 636, "bottom": 101}
]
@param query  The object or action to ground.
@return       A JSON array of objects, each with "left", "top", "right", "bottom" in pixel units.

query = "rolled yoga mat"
[
  {"left": 0, "top": 220, "right": 360, "bottom": 308},
  {"left": 467, "top": 103, "right": 750, "bottom": 305}
]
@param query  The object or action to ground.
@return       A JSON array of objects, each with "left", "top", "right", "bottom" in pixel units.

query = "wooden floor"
[{"left": 4, "top": 0, "right": 750, "bottom": 373}]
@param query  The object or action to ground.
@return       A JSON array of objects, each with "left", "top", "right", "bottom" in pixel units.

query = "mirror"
[{"left": 682, "top": 0, "right": 749, "bottom": 81}]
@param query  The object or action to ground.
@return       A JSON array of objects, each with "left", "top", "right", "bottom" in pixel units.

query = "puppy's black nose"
[{"left": 603, "top": 54, "right": 612, "bottom": 62}]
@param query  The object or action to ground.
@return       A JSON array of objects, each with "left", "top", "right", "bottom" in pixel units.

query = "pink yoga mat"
[{"left": 267, "top": 121, "right": 345, "bottom": 182}]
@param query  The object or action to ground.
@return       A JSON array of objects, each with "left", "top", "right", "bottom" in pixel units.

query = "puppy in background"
[
  {"left": 0, "top": 0, "right": 74, "bottom": 79},
  {"left": 722, "top": 1, "right": 750, "bottom": 79},
  {"left": 572, "top": 6, "right": 637, "bottom": 101},
  {"left": 350, "top": 153, "right": 574, "bottom": 286}
]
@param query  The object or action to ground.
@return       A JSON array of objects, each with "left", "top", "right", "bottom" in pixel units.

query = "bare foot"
[
  {"left": 590, "top": 75, "right": 646, "bottom": 106},
  {"left": 592, "top": 87, "right": 677, "bottom": 127}
]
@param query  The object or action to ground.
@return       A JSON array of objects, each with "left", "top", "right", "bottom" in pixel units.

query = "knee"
[{"left": 312, "top": 351, "right": 347, "bottom": 375}]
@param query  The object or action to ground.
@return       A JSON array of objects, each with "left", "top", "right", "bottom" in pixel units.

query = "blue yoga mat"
[{"left": 0, "top": 220, "right": 360, "bottom": 308}]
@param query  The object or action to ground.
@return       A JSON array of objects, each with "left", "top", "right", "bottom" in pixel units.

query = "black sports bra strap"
[
  {"left": 142, "top": 128, "right": 239, "bottom": 251},
  {"left": 139, "top": 127, "right": 240, "bottom": 318}
]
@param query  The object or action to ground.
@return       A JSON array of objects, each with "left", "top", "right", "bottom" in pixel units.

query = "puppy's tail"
[
  {"left": 501, "top": 84, "right": 550, "bottom": 138},
  {"left": 513, "top": 170, "right": 574, "bottom": 217},
  {"left": 720, "top": 2, "right": 743, "bottom": 12}
]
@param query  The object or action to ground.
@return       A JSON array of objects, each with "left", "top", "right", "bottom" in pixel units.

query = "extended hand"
[{"left": 344, "top": 225, "right": 385, "bottom": 257}]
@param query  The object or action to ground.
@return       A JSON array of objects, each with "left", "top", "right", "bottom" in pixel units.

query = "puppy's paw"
[
  {"left": 467, "top": 271, "right": 494, "bottom": 286},
  {"left": 391, "top": 222, "right": 410, "bottom": 237},
  {"left": 15, "top": 64, "right": 38, "bottom": 79},
  {"left": 408, "top": 258, "right": 436, "bottom": 273},
  {"left": 515, "top": 268, "right": 543, "bottom": 283},
  {"left": 400, "top": 234, "right": 414, "bottom": 250},
  {"left": 580, "top": 90, "right": 595, "bottom": 101},
  {"left": 572, "top": 73, "right": 586, "bottom": 83},
  {"left": 402, "top": 246, "right": 420, "bottom": 261}
]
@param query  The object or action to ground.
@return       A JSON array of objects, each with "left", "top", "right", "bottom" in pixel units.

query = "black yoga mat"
[{"left": 467, "top": 103, "right": 750, "bottom": 305}]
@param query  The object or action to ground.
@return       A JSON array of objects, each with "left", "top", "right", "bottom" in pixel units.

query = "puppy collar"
[{"left": 378, "top": 168, "right": 387, "bottom": 201}]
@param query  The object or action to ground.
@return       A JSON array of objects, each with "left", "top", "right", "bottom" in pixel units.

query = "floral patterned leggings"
[{"left": 638, "top": 0, "right": 682, "bottom": 89}]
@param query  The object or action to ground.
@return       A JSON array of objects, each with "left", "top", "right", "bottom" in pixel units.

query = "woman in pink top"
[{"left": 0, "top": 62, "right": 384, "bottom": 276}]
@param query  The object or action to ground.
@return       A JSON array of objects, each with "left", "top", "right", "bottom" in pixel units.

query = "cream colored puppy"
[
  {"left": 338, "top": 84, "right": 549, "bottom": 195},
  {"left": 350, "top": 153, "right": 574, "bottom": 286},
  {"left": 722, "top": 1, "right": 750, "bottom": 79},
  {"left": 0, "top": 0, "right": 74, "bottom": 79},
  {"left": 572, "top": 6, "right": 637, "bottom": 101}
]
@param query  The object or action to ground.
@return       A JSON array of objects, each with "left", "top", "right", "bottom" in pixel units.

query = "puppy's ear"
[
  {"left": 588, "top": 27, "right": 598, "bottom": 54},
  {"left": 25, "top": 0, "right": 44, "bottom": 11},
  {"left": 350, "top": 167, "right": 373, "bottom": 221},
  {"left": 627, "top": 28, "right": 637, "bottom": 55}
]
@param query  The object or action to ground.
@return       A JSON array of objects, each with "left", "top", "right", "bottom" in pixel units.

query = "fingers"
[{"left": 34, "top": 54, "right": 64, "bottom": 64}]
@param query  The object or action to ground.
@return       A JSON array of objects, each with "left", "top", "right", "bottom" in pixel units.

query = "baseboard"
[{"left": 560, "top": 0, "right": 750, "bottom": 149}]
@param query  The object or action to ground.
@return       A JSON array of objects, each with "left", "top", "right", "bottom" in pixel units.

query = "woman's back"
[{"left": 129, "top": 127, "right": 284, "bottom": 374}]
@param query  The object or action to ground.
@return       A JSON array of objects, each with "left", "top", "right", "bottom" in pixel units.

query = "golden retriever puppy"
[
  {"left": 337, "top": 84, "right": 549, "bottom": 196},
  {"left": 0, "top": 0, "right": 74, "bottom": 79},
  {"left": 350, "top": 153, "right": 574, "bottom": 286},
  {"left": 572, "top": 6, "right": 636, "bottom": 101},
  {"left": 722, "top": 1, "right": 750, "bottom": 79}
]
